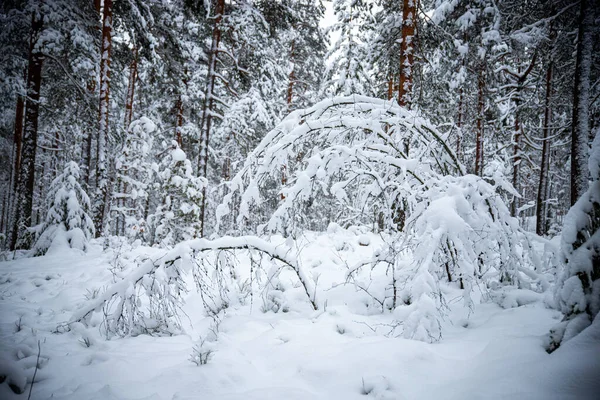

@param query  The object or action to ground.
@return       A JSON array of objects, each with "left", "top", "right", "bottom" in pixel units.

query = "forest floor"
[{"left": 0, "top": 230, "right": 599, "bottom": 400}]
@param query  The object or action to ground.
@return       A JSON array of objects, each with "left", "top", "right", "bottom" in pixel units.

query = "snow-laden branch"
[
  {"left": 69, "top": 236, "right": 316, "bottom": 337},
  {"left": 216, "top": 95, "right": 464, "bottom": 234}
]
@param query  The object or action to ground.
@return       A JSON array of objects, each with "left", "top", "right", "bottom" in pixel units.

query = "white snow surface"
[{"left": 1, "top": 230, "right": 599, "bottom": 399}]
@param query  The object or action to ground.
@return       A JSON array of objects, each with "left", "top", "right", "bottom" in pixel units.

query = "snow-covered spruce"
[
  {"left": 68, "top": 236, "right": 316, "bottom": 337},
  {"left": 109, "top": 117, "right": 156, "bottom": 239},
  {"left": 217, "top": 95, "right": 543, "bottom": 342},
  {"left": 147, "top": 142, "right": 206, "bottom": 247},
  {"left": 549, "top": 130, "right": 600, "bottom": 351},
  {"left": 32, "top": 161, "right": 94, "bottom": 256}
]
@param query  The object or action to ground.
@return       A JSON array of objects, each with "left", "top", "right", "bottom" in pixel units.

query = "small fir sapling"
[
  {"left": 32, "top": 161, "right": 95, "bottom": 256},
  {"left": 148, "top": 142, "right": 207, "bottom": 246}
]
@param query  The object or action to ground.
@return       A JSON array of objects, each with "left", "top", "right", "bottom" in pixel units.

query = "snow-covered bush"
[
  {"left": 33, "top": 161, "right": 94, "bottom": 256},
  {"left": 189, "top": 337, "right": 216, "bottom": 366},
  {"left": 69, "top": 236, "right": 316, "bottom": 338},
  {"left": 148, "top": 143, "right": 206, "bottom": 247},
  {"left": 549, "top": 132, "right": 600, "bottom": 351},
  {"left": 217, "top": 95, "right": 541, "bottom": 342}
]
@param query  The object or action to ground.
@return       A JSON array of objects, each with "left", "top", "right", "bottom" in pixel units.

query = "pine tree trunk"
[
  {"left": 475, "top": 67, "right": 485, "bottom": 177},
  {"left": 510, "top": 53, "right": 536, "bottom": 217},
  {"left": 511, "top": 105, "right": 521, "bottom": 216},
  {"left": 198, "top": 0, "right": 225, "bottom": 238},
  {"left": 7, "top": 75, "right": 26, "bottom": 241},
  {"left": 398, "top": 0, "right": 416, "bottom": 108},
  {"left": 10, "top": 9, "right": 44, "bottom": 250},
  {"left": 570, "top": 0, "right": 594, "bottom": 206},
  {"left": 124, "top": 47, "right": 138, "bottom": 131},
  {"left": 93, "top": 0, "right": 113, "bottom": 237},
  {"left": 536, "top": 61, "right": 553, "bottom": 235},
  {"left": 176, "top": 96, "right": 184, "bottom": 147},
  {"left": 119, "top": 47, "right": 138, "bottom": 236},
  {"left": 13, "top": 86, "right": 25, "bottom": 193},
  {"left": 81, "top": 80, "right": 96, "bottom": 187},
  {"left": 286, "top": 40, "right": 296, "bottom": 110},
  {"left": 456, "top": 86, "right": 464, "bottom": 160},
  {"left": 387, "top": 73, "right": 394, "bottom": 101}
]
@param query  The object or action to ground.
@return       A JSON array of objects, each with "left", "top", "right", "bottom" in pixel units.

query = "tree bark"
[
  {"left": 570, "top": 0, "right": 594, "bottom": 205},
  {"left": 93, "top": 0, "right": 113, "bottom": 237},
  {"left": 81, "top": 78, "right": 96, "bottom": 187},
  {"left": 511, "top": 103, "right": 521, "bottom": 216},
  {"left": 123, "top": 46, "right": 138, "bottom": 131},
  {"left": 286, "top": 40, "right": 296, "bottom": 111},
  {"left": 456, "top": 85, "right": 464, "bottom": 161},
  {"left": 7, "top": 72, "right": 26, "bottom": 240},
  {"left": 10, "top": 9, "right": 44, "bottom": 250},
  {"left": 475, "top": 67, "right": 484, "bottom": 177},
  {"left": 509, "top": 53, "right": 537, "bottom": 217},
  {"left": 198, "top": 0, "right": 225, "bottom": 237},
  {"left": 398, "top": 0, "right": 416, "bottom": 108},
  {"left": 176, "top": 96, "right": 184, "bottom": 147},
  {"left": 13, "top": 84, "right": 25, "bottom": 193},
  {"left": 536, "top": 61, "right": 553, "bottom": 235}
]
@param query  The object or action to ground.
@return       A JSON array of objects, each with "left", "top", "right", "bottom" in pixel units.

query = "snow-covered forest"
[{"left": 0, "top": 0, "right": 599, "bottom": 398}]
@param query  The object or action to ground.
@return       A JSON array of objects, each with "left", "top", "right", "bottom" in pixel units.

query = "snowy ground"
[{"left": 0, "top": 230, "right": 599, "bottom": 400}]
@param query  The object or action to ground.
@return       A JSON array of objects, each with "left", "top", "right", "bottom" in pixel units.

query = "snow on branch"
[
  {"left": 68, "top": 236, "right": 316, "bottom": 338},
  {"left": 217, "top": 95, "right": 464, "bottom": 234},
  {"left": 214, "top": 95, "right": 547, "bottom": 343}
]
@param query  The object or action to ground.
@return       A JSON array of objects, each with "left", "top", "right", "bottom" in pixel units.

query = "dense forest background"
[{"left": 0, "top": 0, "right": 599, "bottom": 351}]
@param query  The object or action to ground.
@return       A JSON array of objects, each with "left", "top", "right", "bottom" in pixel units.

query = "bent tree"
[{"left": 216, "top": 95, "right": 543, "bottom": 342}]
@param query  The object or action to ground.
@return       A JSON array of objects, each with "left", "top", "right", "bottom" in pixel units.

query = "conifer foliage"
[{"left": 33, "top": 161, "right": 94, "bottom": 255}]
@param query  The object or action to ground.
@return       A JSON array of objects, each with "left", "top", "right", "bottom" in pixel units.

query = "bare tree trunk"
[
  {"left": 175, "top": 96, "right": 184, "bottom": 147},
  {"left": 93, "top": 0, "right": 113, "bottom": 237},
  {"left": 81, "top": 79, "right": 96, "bottom": 187},
  {"left": 286, "top": 40, "right": 296, "bottom": 111},
  {"left": 10, "top": 9, "right": 44, "bottom": 250},
  {"left": 118, "top": 46, "right": 138, "bottom": 236},
  {"left": 387, "top": 73, "right": 394, "bottom": 101},
  {"left": 570, "top": 0, "right": 594, "bottom": 205},
  {"left": 509, "top": 54, "right": 537, "bottom": 217},
  {"left": 475, "top": 67, "right": 484, "bottom": 177},
  {"left": 198, "top": 0, "right": 225, "bottom": 238},
  {"left": 398, "top": 0, "right": 416, "bottom": 108},
  {"left": 123, "top": 46, "right": 138, "bottom": 131},
  {"left": 456, "top": 86, "right": 464, "bottom": 160},
  {"left": 13, "top": 84, "right": 25, "bottom": 193},
  {"left": 536, "top": 60, "right": 553, "bottom": 235},
  {"left": 7, "top": 74, "right": 26, "bottom": 241},
  {"left": 511, "top": 104, "right": 521, "bottom": 216}
]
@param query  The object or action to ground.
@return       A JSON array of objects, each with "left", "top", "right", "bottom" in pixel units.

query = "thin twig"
[{"left": 27, "top": 340, "right": 41, "bottom": 400}]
